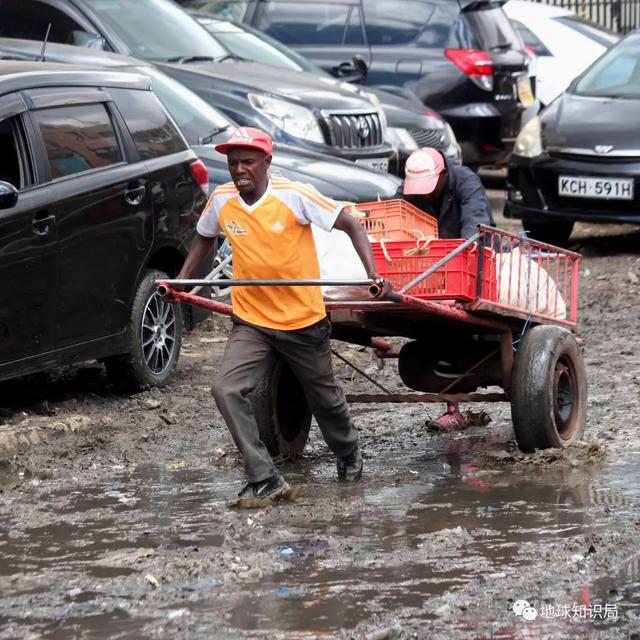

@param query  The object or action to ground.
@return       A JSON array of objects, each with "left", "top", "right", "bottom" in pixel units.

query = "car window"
[
  {"left": 0, "top": 0, "right": 85, "bottom": 44},
  {"left": 33, "top": 104, "right": 123, "bottom": 179},
  {"left": 511, "top": 20, "right": 551, "bottom": 57},
  {"left": 255, "top": 2, "right": 364, "bottom": 46},
  {"left": 83, "top": 0, "right": 227, "bottom": 61},
  {"left": 109, "top": 88, "right": 188, "bottom": 160},
  {"left": 363, "top": 0, "right": 435, "bottom": 45},
  {"left": 574, "top": 35, "right": 640, "bottom": 97},
  {"left": 554, "top": 15, "right": 620, "bottom": 48},
  {"left": 0, "top": 116, "right": 29, "bottom": 189},
  {"left": 464, "top": 7, "right": 520, "bottom": 51}
]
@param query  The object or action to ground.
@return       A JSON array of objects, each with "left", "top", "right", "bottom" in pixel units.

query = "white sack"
[{"left": 494, "top": 247, "right": 567, "bottom": 319}]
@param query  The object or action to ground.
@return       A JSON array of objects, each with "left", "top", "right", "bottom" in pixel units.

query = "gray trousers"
[{"left": 211, "top": 317, "right": 359, "bottom": 483}]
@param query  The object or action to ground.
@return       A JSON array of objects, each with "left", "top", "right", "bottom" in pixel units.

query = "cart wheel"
[
  {"left": 250, "top": 359, "right": 311, "bottom": 457},
  {"left": 511, "top": 325, "right": 587, "bottom": 453}
]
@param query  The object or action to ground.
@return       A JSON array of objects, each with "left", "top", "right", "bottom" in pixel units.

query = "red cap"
[
  {"left": 403, "top": 148, "right": 445, "bottom": 195},
  {"left": 215, "top": 127, "right": 273, "bottom": 155}
]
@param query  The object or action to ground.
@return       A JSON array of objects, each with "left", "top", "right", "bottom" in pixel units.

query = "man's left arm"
[{"left": 458, "top": 171, "right": 495, "bottom": 239}]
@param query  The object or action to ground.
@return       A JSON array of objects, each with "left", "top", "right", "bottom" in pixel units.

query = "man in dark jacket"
[
  {"left": 397, "top": 147, "right": 495, "bottom": 239},
  {"left": 397, "top": 147, "right": 494, "bottom": 430}
]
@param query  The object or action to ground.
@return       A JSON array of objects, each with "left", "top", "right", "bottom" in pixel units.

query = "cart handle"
[{"left": 157, "top": 278, "right": 386, "bottom": 299}]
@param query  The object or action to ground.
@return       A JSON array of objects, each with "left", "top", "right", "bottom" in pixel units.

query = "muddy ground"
[{"left": 1, "top": 193, "right": 640, "bottom": 640}]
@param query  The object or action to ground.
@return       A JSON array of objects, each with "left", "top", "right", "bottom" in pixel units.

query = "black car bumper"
[
  {"left": 441, "top": 102, "right": 520, "bottom": 166},
  {"left": 505, "top": 153, "right": 640, "bottom": 224}
]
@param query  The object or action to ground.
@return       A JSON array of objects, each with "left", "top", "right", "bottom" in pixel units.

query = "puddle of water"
[{"left": 0, "top": 434, "right": 638, "bottom": 638}]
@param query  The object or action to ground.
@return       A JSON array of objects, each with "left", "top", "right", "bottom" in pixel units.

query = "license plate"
[
  {"left": 558, "top": 176, "right": 634, "bottom": 200},
  {"left": 517, "top": 76, "right": 534, "bottom": 107},
  {"left": 355, "top": 157, "right": 389, "bottom": 173}
]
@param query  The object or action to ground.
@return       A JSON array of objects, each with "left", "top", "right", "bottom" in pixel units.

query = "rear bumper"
[{"left": 441, "top": 102, "right": 519, "bottom": 166}]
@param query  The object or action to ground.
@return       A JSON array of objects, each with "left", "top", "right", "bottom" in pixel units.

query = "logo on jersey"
[
  {"left": 271, "top": 221, "right": 285, "bottom": 232},
  {"left": 225, "top": 220, "right": 248, "bottom": 235}
]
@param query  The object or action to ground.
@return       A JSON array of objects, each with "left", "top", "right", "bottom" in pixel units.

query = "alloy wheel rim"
[{"left": 141, "top": 293, "right": 176, "bottom": 375}]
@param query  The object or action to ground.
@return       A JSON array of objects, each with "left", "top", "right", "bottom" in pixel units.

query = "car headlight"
[
  {"left": 248, "top": 93, "right": 324, "bottom": 144},
  {"left": 514, "top": 116, "right": 543, "bottom": 158},
  {"left": 443, "top": 122, "right": 462, "bottom": 164},
  {"left": 385, "top": 127, "right": 418, "bottom": 153}
]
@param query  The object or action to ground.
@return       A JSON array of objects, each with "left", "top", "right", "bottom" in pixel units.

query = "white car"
[{"left": 505, "top": 1, "right": 619, "bottom": 106}]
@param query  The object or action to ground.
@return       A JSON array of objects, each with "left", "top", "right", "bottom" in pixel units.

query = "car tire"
[
  {"left": 249, "top": 358, "right": 311, "bottom": 457},
  {"left": 511, "top": 325, "right": 587, "bottom": 453},
  {"left": 104, "top": 269, "right": 182, "bottom": 391},
  {"left": 523, "top": 220, "right": 574, "bottom": 246}
]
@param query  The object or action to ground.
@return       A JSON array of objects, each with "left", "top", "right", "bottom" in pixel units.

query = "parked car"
[
  {"left": 0, "top": 0, "right": 394, "bottom": 173},
  {"left": 505, "top": 30, "right": 640, "bottom": 245},
  {"left": 0, "top": 38, "right": 402, "bottom": 202},
  {"left": 190, "top": 12, "right": 462, "bottom": 169},
  {"left": 181, "top": 0, "right": 533, "bottom": 168},
  {"left": 505, "top": 0, "right": 619, "bottom": 106},
  {"left": 0, "top": 61, "right": 208, "bottom": 387}
]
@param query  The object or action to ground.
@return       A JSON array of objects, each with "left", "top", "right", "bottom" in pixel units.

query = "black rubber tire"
[
  {"left": 249, "top": 359, "right": 311, "bottom": 457},
  {"left": 511, "top": 325, "right": 587, "bottom": 453},
  {"left": 522, "top": 220, "right": 574, "bottom": 246},
  {"left": 104, "top": 269, "right": 182, "bottom": 392}
]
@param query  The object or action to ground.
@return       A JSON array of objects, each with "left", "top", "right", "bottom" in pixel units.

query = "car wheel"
[
  {"left": 105, "top": 269, "right": 182, "bottom": 391},
  {"left": 523, "top": 220, "right": 574, "bottom": 246},
  {"left": 249, "top": 359, "right": 311, "bottom": 457},
  {"left": 511, "top": 325, "right": 587, "bottom": 453}
]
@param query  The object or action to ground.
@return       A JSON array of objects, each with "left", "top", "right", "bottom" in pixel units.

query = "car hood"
[
  {"left": 193, "top": 143, "right": 400, "bottom": 202},
  {"left": 157, "top": 60, "right": 377, "bottom": 111},
  {"left": 542, "top": 92, "right": 640, "bottom": 151}
]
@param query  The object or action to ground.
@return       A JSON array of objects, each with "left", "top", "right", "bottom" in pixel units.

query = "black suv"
[
  {"left": 0, "top": 0, "right": 393, "bottom": 172},
  {"left": 0, "top": 62, "right": 208, "bottom": 388},
  {"left": 182, "top": 0, "right": 531, "bottom": 167}
]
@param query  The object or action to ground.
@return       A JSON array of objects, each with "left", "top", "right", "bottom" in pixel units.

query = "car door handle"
[
  {"left": 32, "top": 212, "right": 56, "bottom": 236},
  {"left": 124, "top": 182, "right": 146, "bottom": 206}
]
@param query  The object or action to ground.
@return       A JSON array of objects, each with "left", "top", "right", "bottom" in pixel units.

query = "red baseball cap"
[
  {"left": 403, "top": 148, "right": 446, "bottom": 195},
  {"left": 214, "top": 127, "right": 273, "bottom": 155}
]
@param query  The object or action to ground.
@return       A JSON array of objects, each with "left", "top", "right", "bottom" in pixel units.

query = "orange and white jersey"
[{"left": 197, "top": 177, "right": 343, "bottom": 330}]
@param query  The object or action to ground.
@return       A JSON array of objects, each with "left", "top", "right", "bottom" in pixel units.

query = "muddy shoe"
[
  {"left": 337, "top": 447, "right": 363, "bottom": 482},
  {"left": 237, "top": 474, "right": 289, "bottom": 501}
]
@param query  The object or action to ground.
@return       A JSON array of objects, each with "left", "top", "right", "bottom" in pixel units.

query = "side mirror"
[
  {"left": 0, "top": 181, "right": 18, "bottom": 209},
  {"left": 330, "top": 55, "right": 369, "bottom": 83},
  {"left": 68, "top": 31, "right": 106, "bottom": 50},
  {"left": 352, "top": 55, "right": 369, "bottom": 82}
]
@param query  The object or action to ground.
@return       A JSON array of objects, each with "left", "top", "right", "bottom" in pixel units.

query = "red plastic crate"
[
  {"left": 353, "top": 199, "right": 438, "bottom": 241},
  {"left": 372, "top": 239, "right": 490, "bottom": 301}
]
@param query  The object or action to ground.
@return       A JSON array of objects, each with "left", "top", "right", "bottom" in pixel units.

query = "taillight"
[
  {"left": 444, "top": 49, "right": 493, "bottom": 91},
  {"left": 190, "top": 159, "right": 209, "bottom": 196}
]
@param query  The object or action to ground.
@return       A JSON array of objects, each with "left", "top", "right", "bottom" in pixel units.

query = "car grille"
[
  {"left": 320, "top": 111, "right": 383, "bottom": 149},
  {"left": 409, "top": 128, "right": 446, "bottom": 149}
]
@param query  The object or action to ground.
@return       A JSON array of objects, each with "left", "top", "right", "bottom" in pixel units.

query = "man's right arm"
[{"left": 176, "top": 233, "right": 217, "bottom": 280}]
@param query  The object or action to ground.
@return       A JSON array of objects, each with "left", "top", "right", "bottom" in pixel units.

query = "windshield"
[
  {"left": 139, "top": 66, "right": 233, "bottom": 143},
  {"left": 574, "top": 34, "right": 640, "bottom": 98},
  {"left": 84, "top": 0, "right": 227, "bottom": 61},
  {"left": 201, "top": 19, "right": 326, "bottom": 74}
]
